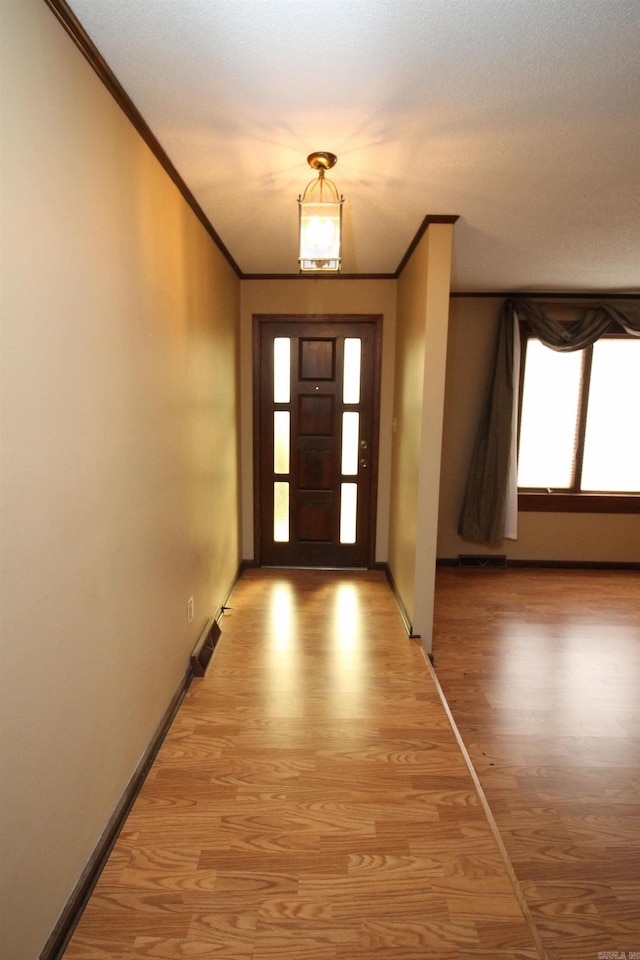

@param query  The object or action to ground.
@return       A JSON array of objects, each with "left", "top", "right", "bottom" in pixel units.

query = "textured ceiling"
[{"left": 65, "top": 0, "right": 640, "bottom": 291}]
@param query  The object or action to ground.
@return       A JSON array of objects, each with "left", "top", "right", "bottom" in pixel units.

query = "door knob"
[{"left": 360, "top": 459, "right": 368, "bottom": 469}]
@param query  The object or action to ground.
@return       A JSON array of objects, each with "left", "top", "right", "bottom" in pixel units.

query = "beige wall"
[
  {"left": 0, "top": 4, "right": 241, "bottom": 959},
  {"left": 387, "top": 255, "right": 427, "bottom": 621},
  {"left": 438, "top": 297, "right": 640, "bottom": 562},
  {"left": 239, "top": 279, "right": 397, "bottom": 562},
  {"left": 388, "top": 224, "right": 454, "bottom": 649}
]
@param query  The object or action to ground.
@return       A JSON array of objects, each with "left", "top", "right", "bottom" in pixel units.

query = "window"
[{"left": 517, "top": 329, "right": 640, "bottom": 512}]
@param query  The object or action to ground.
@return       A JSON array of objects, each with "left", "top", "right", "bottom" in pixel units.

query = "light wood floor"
[
  {"left": 432, "top": 566, "right": 640, "bottom": 960},
  {"left": 63, "top": 568, "right": 548, "bottom": 959}
]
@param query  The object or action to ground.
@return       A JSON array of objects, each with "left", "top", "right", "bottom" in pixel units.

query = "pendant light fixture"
[{"left": 298, "top": 152, "right": 344, "bottom": 273}]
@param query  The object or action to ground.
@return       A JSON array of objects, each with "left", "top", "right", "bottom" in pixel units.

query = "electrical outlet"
[{"left": 187, "top": 596, "right": 194, "bottom": 623}]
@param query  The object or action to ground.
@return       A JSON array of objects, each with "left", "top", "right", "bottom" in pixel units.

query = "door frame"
[{"left": 252, "top": 313, "right": 383, "bottom": 568}]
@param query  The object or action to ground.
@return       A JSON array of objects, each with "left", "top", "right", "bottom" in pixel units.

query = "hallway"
[{"left": 62, "top": 569, "right": 544, "bottom": 959}]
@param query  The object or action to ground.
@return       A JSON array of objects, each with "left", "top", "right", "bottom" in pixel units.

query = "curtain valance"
[
  {"left": 458, "top": 298, "right": 640, "bottom": 546},
  {"left": 509, "top": 298, "right": 640, "bottom": 351}
]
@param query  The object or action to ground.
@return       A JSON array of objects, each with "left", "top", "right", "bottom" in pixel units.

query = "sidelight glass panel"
[
  {"left": 273, "top": 411, "right": 290, "bottom": 474},
  {"left": 273, "top": 482, "right": 289, "bottom": 541},
  {"left": 341, "top": 412, "right": 360, "bottom": 475},
  {"left": 273, "top": 338, "right": 291, "bottom": 403},
  {"left": 340, "top": 482, "right": 357, "bottom": 544},
  {"left": 343, "top": 338, "right": 361, "bottom": 403}
]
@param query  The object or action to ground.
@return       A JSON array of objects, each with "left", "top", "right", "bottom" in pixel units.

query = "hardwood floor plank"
[
  {"left": 433, "top": 566, "right": 640, "bottom": 960},
  {"left": 63, "top": 569, "right": 547, "bottom": 959}
]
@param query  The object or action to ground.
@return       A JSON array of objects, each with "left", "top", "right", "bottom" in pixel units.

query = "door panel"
[{"left": 255, "top": 316, "right": 381, "bottom": 568}]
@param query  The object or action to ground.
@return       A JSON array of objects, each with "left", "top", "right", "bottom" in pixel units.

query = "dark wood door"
[{"left": 255, "top": 316, "right": 381, "bottom": 567}]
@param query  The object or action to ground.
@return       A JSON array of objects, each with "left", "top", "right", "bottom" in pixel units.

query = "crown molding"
[
  {"left": 43, "top": 0, "right": 243, "bottom": 277},
  {"left": 41, "top": 3, "right": 463, "bottom": 284},
  {"left": 450, "top": 291, "right": 640, "bottom": 299},
  {"left": 393, "top": 215, "right": 460, "bottom": 277},
  {"left": 37, "top": 5, "right": 640, "bottom": 293}
]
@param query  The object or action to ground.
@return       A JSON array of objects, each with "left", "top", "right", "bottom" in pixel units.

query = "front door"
[{"left": 255, "top": 315, "right": 382, "bottom": 567}]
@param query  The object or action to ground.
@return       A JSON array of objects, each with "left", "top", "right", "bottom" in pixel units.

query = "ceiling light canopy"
[{"left": 298, "top": 152, "right": 344, "bottom": 273}]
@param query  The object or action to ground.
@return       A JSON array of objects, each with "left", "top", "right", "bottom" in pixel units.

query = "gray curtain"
[{"left": 458, "top": 298, "right": 640, "bottom": 546}]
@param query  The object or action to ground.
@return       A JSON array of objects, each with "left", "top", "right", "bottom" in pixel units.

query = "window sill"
[{"left": 518, "top": 492, "right": 640, "bottom": 514}]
